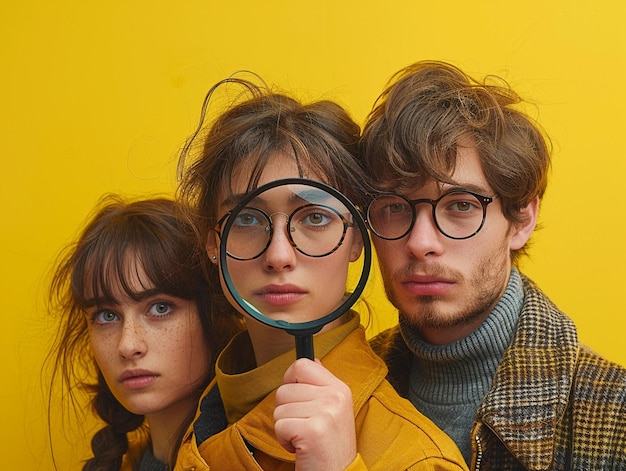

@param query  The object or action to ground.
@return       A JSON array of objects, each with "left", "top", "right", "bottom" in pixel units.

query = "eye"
[
  {"left": 149, "top": 301, "right": 173, "bottom": 317},
  {"left": 233, "top": 210, "right": 261, "bottom": 227},
  {"left": 387, "top": 202, "right": 409, "bottom": 214},
  {"left": 440, "top": 192, "right": 483, "bottom": 216},
  {"left": 450, "top": 201, "right": 473, "bottom": 212},
  {"left": 92, "top": 309, "right": 120, "bottom": 325},
  {"left": 373, "top": 198, "right": 410, "bottom": 217},
  {"left": 303, "top": 210, "right": 331, "bottom": 226},
  {"left": 297, "top": 206, "right": 340, "bottom": 230},
  {"left": 230, "top": 209, "right": 268, "bottom": 236}
]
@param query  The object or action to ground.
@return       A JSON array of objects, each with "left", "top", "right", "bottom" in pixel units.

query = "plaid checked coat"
[{"left": 371, "top": 274, "right": 626, "bottom": 470}]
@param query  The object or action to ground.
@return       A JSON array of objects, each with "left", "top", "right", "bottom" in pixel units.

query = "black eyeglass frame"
[
  {"left": 367, "top": 189, "right": 495, "bottom": 241},
  {"left": 215, "top": 203, "right": 354, "bottom": 261}
]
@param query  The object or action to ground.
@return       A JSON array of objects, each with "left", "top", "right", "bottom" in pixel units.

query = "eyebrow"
[
  {"left": 222, "top": 187, "right": 333, "bottom": 210},
  {"left": 84, "top": 288, "right": 164, "bottom": 308},
  {"left": 439, "top": 182, "right": 495, "bottom": 196},
  {"left": 221, "top": 193, "right": 246, "bottom": 208}
]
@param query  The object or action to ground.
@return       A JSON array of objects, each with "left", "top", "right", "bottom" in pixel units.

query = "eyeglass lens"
[
  {"left": 367, "top": 191, "right": 490, "bottom": 240},
  {"left": 224, "top": 202, "right": 351, "bottom": 260}
]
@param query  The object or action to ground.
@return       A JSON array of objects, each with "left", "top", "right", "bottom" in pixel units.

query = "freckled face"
[{"left": 86, "top": 263, "right": 210, "bottom": 422}]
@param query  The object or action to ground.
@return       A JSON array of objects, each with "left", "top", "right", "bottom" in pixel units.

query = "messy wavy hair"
[
  {"left": 362, "top": 60, "right": 552, "bottom": 263},
  {"left": 177, "top": 74, "right": 374, "bottom": 319},
  {"left": 45, "top": 195, "right": 242, "bottom": 470}
]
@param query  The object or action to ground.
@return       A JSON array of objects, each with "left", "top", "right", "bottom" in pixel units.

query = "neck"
[
  {"left": 245, "top": 319, "right": 297, "bottom": 365},
  {"left": 418, "top": 310, "right": 494, "bottom": 345},
  {"left": 401, "top": 268, "right": 524, "bottom": 399},
  {"left": 144, "top": 394, "right": 198, "bottom": 466},
  {"left": 246, "top": 315, "right": 348, "bottom": 365}
]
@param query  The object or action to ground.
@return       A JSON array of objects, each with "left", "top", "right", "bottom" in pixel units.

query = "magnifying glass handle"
[{"left": 295, "top": 334, "right": 314, "bottom": 360}]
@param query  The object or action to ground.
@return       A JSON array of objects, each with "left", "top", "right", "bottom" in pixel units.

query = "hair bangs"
[{"left": 72, "top": 209, "right": 199, "bottom": 309}]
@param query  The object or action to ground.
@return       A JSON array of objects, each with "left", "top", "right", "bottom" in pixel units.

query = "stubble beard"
[{"left": 382, "top": 245, "right": 510, "bottom": 332}]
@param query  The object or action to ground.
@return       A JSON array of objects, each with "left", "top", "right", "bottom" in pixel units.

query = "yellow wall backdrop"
[{"left": 1, "top": 1, "right": 624, "bottom": 468}]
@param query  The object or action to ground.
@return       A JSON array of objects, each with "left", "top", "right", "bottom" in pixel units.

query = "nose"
[
  {"left": 118, "top": 318, "right": 147, "bottom": 360},
  {"left": 263, "top": 214, "right": 297, "bottom": 272},
  {"left": 404, "top": 206, "right": 444, "bottom": 260}
]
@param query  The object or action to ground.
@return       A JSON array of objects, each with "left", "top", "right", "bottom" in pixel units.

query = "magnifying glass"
[{"left": 219, "top": 178, "right": 371, "bottom": 360}]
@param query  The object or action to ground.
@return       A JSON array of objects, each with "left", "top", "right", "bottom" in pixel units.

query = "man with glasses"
[{"left": 361, "top": 61, "right": 626, "bottom": 470}]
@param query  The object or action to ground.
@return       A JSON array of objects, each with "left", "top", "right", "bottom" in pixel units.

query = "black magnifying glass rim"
[{"left": 219, "top": 177, "right": 372, "bottom": 336}]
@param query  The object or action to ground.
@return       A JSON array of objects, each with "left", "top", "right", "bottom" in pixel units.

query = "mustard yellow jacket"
[{"left": 175, "top": 323, "right": 467, "bottom": 471}]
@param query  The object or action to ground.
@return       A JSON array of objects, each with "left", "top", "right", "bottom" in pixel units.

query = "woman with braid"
[{"left": 45, "top": 195, "right": 243, "bottom": 470}]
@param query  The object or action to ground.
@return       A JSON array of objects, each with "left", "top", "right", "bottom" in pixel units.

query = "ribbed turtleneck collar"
[{"left": 401, "top": 268, "right": 524, "bottom": 403}]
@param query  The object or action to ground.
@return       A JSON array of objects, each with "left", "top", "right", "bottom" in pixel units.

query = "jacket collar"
[
  {"left": 372, "top": 274, "right": 580, "bottom": 471},
  {"left": 476, "top": 275, "right": 579, "bottom": 470},
  {"left": 217, "top": 312, "right": 361, "bottom": 425},
  {"left": 233, "top": 324, "right": 389, "bottom": 460}
]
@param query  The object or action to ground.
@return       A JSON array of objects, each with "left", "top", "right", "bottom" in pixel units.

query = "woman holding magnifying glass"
[{"left": 174, "top": 75, "right": 467, "bottom": 471}]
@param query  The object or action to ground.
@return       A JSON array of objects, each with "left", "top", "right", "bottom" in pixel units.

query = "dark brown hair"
[
  {"left": 362, "top": 60, "right": 552, "bottom": 262},
  {"left": 45, "top": 195, "right": 242, "bottom": 470}
]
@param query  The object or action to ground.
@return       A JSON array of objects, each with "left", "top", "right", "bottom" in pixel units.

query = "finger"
[
  {"left": 275, "top": 382, "right": 319, "bottom": 406},
  {"left": 282, "top": 358, "right": 336, "bottom": 386}
]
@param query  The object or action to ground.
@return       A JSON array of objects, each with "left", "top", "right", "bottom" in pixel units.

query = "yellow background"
[{"left": 1, "top": 1, "right": 624, "bottom": 468}]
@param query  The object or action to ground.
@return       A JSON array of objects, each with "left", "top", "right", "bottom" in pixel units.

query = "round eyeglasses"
[
  {"left": 366, "top": 190, "right": 495, "bottom": 240},
  {"left": 216, "top": 203, "right": 354, "bottom": 261}
]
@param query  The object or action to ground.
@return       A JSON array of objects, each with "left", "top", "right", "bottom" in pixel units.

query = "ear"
[
  {"left": 510, "top": 196, "right": 539, "bottom": 250},
  {"left": 349, "top": 231, "right": 365, "bottom": 262},
  {"left": 206, "top": 231, "right": 219, "bottom": 265}
]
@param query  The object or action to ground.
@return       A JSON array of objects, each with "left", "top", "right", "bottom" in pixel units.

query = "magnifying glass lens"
[{"left": 219, "top": 179, "right": 371, "bottom": 359}]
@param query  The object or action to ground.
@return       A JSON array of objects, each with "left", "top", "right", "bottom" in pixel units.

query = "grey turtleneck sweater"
[{"left": 400, "top": 268, "right": 523, "bottom": 465}]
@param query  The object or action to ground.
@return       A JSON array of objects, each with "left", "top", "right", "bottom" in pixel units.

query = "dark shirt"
[{"left": 138, "top": 446, "right": 169, "bottom": 471}]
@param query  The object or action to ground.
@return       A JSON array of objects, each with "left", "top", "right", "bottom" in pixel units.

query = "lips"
[
  {"left": 400, "top": 275, "right": 455, "bottom": 296},
  {"left": 119, "top": 369, "right": 159, "bottom": 389},
  {"left": 254, "top": 284, "right": 307, "bottom": 306}
]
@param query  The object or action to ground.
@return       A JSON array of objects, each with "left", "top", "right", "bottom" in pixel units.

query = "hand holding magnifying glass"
[{"left": 218, "top": 178, "right": 371, "bottom": 360}]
